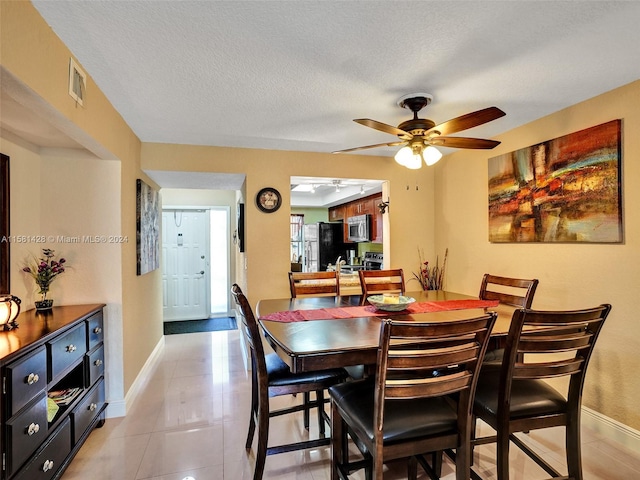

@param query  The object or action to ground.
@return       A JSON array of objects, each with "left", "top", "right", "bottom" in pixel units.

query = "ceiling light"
[
  {"left": 422, "top": 145, "right": 442, "bottom": 166},
  {"left": 395, "top": 145, "right": 421, "bottom": 169},
  {"left": 394, "top": 143, "right": 441, "bottom": 169}
]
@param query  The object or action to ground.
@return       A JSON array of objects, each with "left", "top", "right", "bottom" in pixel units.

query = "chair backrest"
[
  {"left": 374, "top": 313, "right": 497, "bottom": 443},
  {"left": 288, "top": 271, "right": 340, "bottom": 298},
  {"left": 359, "top": 269, "right": 405, "bottom": 297},
  {"left": 231, "top": 284, "right": 267, "bottom": 376},
  {"left": 479, "top": 274, "right": 539, "bottom": 308},
  {"left": 499, "top": 305, "right": 611, "bottom": 410}
]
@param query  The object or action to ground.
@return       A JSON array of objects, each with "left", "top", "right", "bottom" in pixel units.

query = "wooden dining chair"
[
  {"left": 289, "top": 271, "right": 341, "bottom": 298},
  {"left": 358, "top": 268, "right": 405, "bottom": 298},
  {"left": 329, "top": 313, "right": 497, "bottom": 480},
  {"left": 472, "top": 304, "right": 611, "bottom": 480},
  {"left": 231, "top": 284, "right": 348, "bottom": 480},
  {"left": 478, "top": 274, "right": 539, "bottom": 308},
  {"left": 479, "top": 274, "right": 539, "bottom": 366}
]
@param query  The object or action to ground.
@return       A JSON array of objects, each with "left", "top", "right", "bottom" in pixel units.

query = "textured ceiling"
[{"left": 27, "top": 0, "right": 640, "bottom": 160}]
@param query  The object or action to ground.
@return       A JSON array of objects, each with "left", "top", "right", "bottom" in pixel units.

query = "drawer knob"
[
  {"left": 89, "top": 402, "right": 97, "bottom": 412},
  {"left": 93, "top": 326, "right": 102, "bottom": 334},
  {"left": 66, "top": 344, "right": 77, "bottom": 353},
  {"left": 42, "top": 459, "right": 54, "bottom": 472},
  {"left": 94, "top": 359, "right": 103, "bottom": 367},
  {"left": 27, "top": 422, "right": 40, "bottom": 436},
  {"left": 26, "top": 373, "right": 40, "bottom": 385}
]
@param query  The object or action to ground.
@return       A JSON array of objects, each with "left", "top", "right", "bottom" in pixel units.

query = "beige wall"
[
  {"left": 1, "top": 1, "right": 160, "bottom": 404},
  {"left": 141, "top": 144, "right": 436, "bottom": 310},
  {"left": 0, "top": 135, "right": 126, "bottom": 406},
  {"left": 435, "top": 80, "right": 640, "bottom": 429}
]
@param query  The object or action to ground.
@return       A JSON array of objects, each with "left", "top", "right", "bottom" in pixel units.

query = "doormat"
[{"left": 164, "top": 317, "right": 237, "bottom": 335}]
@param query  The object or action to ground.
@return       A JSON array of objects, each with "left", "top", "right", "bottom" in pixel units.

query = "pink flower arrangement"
[{"left": 22, "top": 248, "right": 68, "bottom": 299}]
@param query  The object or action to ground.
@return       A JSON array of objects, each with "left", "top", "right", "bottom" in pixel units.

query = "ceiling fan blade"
[
  {"left": 426, "top": 107, "right": 505, "bottom": 136},
  {"left": 354, "top": 119, "right": 412, "bottom": 138},
  {"left": 332, "top": 141, "right": 406, "bottom": 154},
  {"left": 429, "top": 136, "right": 501, "bottom": 149}
]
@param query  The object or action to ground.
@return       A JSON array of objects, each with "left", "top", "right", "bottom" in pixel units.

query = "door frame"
[{"left": 209, "top": 206, "right": 232, "bottom": 317}]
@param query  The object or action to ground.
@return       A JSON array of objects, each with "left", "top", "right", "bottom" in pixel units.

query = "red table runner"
[{"left": 260, "top": 299, "right": 499, "bottom": 323}]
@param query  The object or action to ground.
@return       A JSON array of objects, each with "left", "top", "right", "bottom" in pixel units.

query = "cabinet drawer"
[
  {"left": 12, "top": 418, "right": 71, "bottom": 480},
  {"left": 86, "top": 310, "right": 104, "bottom": 350},
  {"left": 6, "top": 347, "right": 47, "bottom": 416},
  {"left": 71, "top": 379, "right": 105, "bottom": 444},
  {"left": 87, "top": 345, "right": 105, "bottom": 386},
  {"left": 47, "top": 324, "right": 87, "bottom": 382},
  {"left": 6, "top": 394, "right": 48, "bottom": 476}
]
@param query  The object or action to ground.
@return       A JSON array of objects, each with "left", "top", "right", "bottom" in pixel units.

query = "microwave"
[{"left": 347, "top": 214, "right": 371, "bottom": 242}]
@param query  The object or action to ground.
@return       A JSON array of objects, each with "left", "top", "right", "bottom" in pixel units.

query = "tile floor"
[{"left": 62, "top": 329, "right": 640, "bottom": 479}]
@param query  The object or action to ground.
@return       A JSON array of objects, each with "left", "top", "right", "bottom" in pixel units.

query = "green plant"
[
  {"left": 22, "top": 248, "right": 68, "bottom": 300},
  {"left": 413, "top": 247, "right": 448, "bottom": 290}
]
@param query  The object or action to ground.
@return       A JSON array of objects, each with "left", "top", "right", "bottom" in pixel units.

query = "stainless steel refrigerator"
[{"left": 303, "top": 222, "right": 347, "bottom": 272}]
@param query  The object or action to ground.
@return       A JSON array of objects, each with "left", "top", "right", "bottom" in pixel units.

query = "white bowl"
[{"left": 367, "top": 295, "right": 415, "bottom": 312}]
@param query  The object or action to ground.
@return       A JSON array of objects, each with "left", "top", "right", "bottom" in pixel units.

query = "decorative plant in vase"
[
  {"left": 413, "top": 247, "right": 448, "bottom": 290},
  {"left": 22, "top": 248, "right": 68, "bottom": 310}
]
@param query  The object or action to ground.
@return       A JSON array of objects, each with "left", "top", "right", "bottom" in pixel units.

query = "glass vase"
[{"left": 35, "top": 288, "right": 54, "bottom": 311}]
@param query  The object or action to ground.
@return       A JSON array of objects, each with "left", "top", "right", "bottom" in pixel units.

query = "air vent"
[{"left": 68, "top": 58, "right": 86, "bottom": 106}]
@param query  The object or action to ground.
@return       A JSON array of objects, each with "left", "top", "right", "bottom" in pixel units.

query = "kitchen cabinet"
[
  {"left": 369, "top": 197, "right": 383, "bottom": 243},
  {"left": 346, "top": 197, "right": 371, "bottom": 217},
  {"left": 328, "top": 205, "right": 345, "bottom": 222},
  {"left": 0, "top": 304, "right": 107, "bottom": 480},
  {"left": 336, "top": 193, "right": 383, "bottom": 243}
]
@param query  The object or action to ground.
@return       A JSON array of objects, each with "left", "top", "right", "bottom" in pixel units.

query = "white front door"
[{"left": 162, "top": 209, "right": 209, "bottom": 321}]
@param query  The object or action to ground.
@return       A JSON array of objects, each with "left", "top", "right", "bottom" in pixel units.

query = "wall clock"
[{"left": 256, "top": 187, "right": 282, "bottom": 213}]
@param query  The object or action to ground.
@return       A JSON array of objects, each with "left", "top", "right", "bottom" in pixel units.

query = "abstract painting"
[
  {"left": 136, "top": 179, "right": 160, "bottom": 275},
  {"left": 488, "top": 120, "right": 622, "bottom": 243}
]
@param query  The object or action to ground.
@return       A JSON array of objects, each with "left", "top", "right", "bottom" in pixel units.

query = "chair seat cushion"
[
  {"left": 481, "top": 348, "right": 504, "bottom": 368},
  {"left": 329, "top": 379, "right": 458, "bottom": 444},
  {"left": 474, "top": 371, "right": 567, "bottom": 420},
  {"left": 266, "top": 353, "right": 346, "bottom": 387}
]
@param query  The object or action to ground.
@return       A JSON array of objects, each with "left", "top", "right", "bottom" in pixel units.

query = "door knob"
[{"left": 196, "top": 271, "right": 205, "bottom": 275}]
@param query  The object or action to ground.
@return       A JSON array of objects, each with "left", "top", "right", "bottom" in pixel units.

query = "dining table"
[{"left": 256, "top": 290, "right": 516, "bottom": 374}]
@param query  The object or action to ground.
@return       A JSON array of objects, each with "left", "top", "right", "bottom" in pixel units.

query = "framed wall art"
[
  {"left": 136, "top": 179, "right": 160, "bottom": 275},
  {"left": 488, "top": 119, "right": 622, "bottom": 243}
]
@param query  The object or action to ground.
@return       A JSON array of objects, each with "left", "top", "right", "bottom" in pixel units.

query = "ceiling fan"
[{"left": 333, "top": 93, "right": 505, "bottom": 169}]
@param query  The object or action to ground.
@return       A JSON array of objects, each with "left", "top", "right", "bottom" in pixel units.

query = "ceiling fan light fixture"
[
  {"left": 396, "top": 145, "right": 422, "bottom": 170},
  {"left": 394, "top": 145, "right": 413, "bottom": 167},
  {"left": 422, "top": 145, "right": 442, "bottom": 166},
  {"left": 404, "top": 153, "right": 423, "bottom": 169}
]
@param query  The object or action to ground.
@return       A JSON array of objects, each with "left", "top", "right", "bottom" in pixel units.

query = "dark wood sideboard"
[{"left": 0, "top": 304, "right": 107, "bottom": 480}]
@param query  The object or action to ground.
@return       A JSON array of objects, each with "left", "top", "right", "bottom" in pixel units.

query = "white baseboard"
[
  {"left": 106, "top": 335, "right": 165, "bottom": 418},
  {"left": 105, "top": 398, "right": 126, "bottom": 418},
  {"left": 233, "top": 308, "right": 250, "bottom": 371},
  {"left": 582, "top": 406, "right": 640, "bottom": 452}
]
